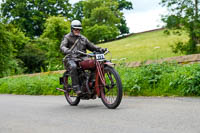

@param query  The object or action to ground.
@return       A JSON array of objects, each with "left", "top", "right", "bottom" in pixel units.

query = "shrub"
[{"left": 18, "top": 44, "right": 47, "bottom": 73}]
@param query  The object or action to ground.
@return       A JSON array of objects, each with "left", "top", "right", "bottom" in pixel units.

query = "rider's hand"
[
  {"left": 72, "top": 50, "right": 78, "bottom": 54},
  {"left": 99, "top": 48, "right": 106, "bottom": 53}
]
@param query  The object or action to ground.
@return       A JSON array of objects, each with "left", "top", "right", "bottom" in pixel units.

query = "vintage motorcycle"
[{"left": 56, "top": 49, "right": 122, "bottom": 109}]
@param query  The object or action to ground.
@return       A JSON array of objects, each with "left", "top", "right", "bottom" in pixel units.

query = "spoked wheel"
[
  {"left": 101, "top": 66, "right": 123, "bottom": 109},
  {"left": 63, "top": 74, "right": 80, "bottom": 106}
]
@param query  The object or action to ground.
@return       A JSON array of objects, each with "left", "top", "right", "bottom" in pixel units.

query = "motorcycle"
[{"left": 56, "top": 49, "right": 122, "bottom": 109}]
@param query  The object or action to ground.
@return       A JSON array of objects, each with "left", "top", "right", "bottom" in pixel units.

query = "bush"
[
  {"left": 118, "top": 63, "right": 200, "bottom": 96},
  {"left": 0, "top": 23, "right": 29, "bottom": 77},
  {"left": 0, "top": 23, "right": 14, "bottom": 77},
  {"left": 18, "top": 44, "right": 47, "bottom": 73}
]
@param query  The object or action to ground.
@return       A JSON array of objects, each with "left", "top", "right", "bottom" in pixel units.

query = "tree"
[
  {"left": 82, "top": 0, "right": 122, "bottom": 43},
  {"left": 117, "top": 17, "right": 130, "bottom": 35},
  {"left": 0, "top": 23, "right": 14, "bottom": 77},
  {"left": 18, "top": 44, "right": 47, "bottom": 73},
  {"left": 5, "top": 24, "right": 29, "bottom": 56},
  {"left": 160, "top": 0, "right": 200, "bottom": 54},
  {"left": 117, "top": 0, "right": 133, "bottom": 10},
  {"left": 72, "top": 1, "right": 84, "bottom": 21},
  {"left": 1, "top": 0, "right": 72, "bottom": 37},
  {"left": 116, "top": 0, "right": 133, "bottom": 35},
  {"left": 72, "top": 0, "right": 133, "bottom": 37},
  {"left": 40, "top": 16, "right": 71, "bottom": 71},
  {"left": 0, "top": 23, "right": 27, "bottom": 77},
  {"left": 84, "top": 24, "right": 119, "bottom": 43}
]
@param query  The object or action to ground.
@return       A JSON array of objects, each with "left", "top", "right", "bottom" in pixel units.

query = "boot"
[{"left": 73, "top": 85, "right": 82, "bottom": 95}]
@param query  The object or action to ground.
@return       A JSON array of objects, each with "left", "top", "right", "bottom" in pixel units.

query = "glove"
[
  {"left": 99, "top": 48, "right": 106, "bottom": 53},
  {"left": 71, "top": 50, "right": 78, "bottom": 54}
]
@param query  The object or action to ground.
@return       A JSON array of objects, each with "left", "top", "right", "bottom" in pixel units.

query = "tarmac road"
[{"left": 0, "top": 95, "right": 200, "bottom": 133}]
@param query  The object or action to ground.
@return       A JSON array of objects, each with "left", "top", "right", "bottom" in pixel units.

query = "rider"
[{"left": 60, "top": 20, "right": 106, "bottom": 95}]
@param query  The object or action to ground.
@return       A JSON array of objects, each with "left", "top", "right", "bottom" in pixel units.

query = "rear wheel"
[
  {"left": 63, "top": 73, "right": 80, "bottom": 106},
  {"left": 101, "top": 66, "right": 123, "bottom": 109}
]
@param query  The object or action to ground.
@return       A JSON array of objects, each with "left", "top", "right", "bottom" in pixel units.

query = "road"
[{"left": 0, "top": 95, "right": 200, "bottom": 133}]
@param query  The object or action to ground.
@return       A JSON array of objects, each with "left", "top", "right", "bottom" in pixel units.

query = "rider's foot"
[
  {"left": 75, "top": 90, "right": 82, "bottom": 95},
  {"left": 73, "top": 85, "right": 82, "bottom": 95}
]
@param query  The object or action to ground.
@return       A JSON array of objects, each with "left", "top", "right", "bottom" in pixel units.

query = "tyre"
[
  {"left": 63, "top": 73, "right": 80, "bottom": 106},
  {"left": 101, "top": 66, "right": 123, "bottom": 109}
]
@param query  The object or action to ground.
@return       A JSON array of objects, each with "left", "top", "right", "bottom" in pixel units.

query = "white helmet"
[{"left": 71, "top": 20, "right": 82, "bottom": 30}]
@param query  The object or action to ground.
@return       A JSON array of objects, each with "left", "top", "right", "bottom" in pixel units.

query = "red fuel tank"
[{"left": 79, "top": 59, "right": 96, "bottom": 70}]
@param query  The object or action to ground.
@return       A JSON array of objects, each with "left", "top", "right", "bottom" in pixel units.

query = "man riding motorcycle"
[{"left": 60, "top": 20, "right": 106, "bottom": 95}]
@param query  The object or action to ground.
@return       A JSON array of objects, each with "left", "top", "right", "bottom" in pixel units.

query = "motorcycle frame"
[
  {"left": 58, "top": 50, "right": 114, "bottom": 98},
  {"left": 94, "top": 61, "right": 114, "bottom": 97},
  {"left": 94, "top": 61, "right": 104, "bottom": 97}
]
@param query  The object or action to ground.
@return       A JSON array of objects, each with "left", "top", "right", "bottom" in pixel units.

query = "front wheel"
[
  {"left": 63, "top": 73, "right": 80, "bottom": 106},
  {"left": 101, "top": 66, "right": 123, "bottom": 109}
]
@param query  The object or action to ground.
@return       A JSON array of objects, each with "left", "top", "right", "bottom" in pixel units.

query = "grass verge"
[{"left": 1, "top": 63, "right": 200, "bottom": 96}]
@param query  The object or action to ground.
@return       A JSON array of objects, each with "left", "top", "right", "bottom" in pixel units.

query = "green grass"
[
  {"left": 99, "top": 29, "right": 188, "bottom": 62},
  {"left": 1, "top": 63, "right": 200, "bottom": 96},
  {"left": 0, "top": 72, "right": 63, "bottom": 95}
]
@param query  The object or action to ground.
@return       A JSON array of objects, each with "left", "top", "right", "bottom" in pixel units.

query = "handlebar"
[
  {"left": 77, "top": 48, "right": 109, "bottom": 57},
  {"left": 63, "top": 49, "right": 109, "bottom": 60}
]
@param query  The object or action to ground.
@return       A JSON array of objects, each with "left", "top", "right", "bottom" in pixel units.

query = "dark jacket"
[{"left": 60, "top": 32, "right": 101, "bottom": 57}]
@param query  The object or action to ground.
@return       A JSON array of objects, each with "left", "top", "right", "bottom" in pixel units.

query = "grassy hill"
[{"left": 99, "top": 29, "right": 188, "bottom": 63}]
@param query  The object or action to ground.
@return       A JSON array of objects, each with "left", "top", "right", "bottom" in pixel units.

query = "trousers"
[{"left": 65, "top": 59, "right": 80, "bottom": 88}]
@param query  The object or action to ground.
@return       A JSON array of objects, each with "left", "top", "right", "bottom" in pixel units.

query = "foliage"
[
  {"left": 0, "top": 23, "right": 26, "bottom": 77},
  {"left": 33, "top": 38, "right": 64, "bottom": 71},
  {"left": 169, "top": 64, "right": 200, "bottom": 96},
  {"left": 84, "top": 24, "right": 119, "bottom": 43},
  {"left": 117, "top": 17, "right": 130, "bottom": 35},
  {"left": 116, "top": 0, "right": 133, "bottom": 34},
  {"left": 40, "top": 16, "right": 70, "bottom": 71},
  {"left": 117, "top": 0, "right": 133, "bottom": 10},
  {"left": 119, "top": 63, "right": 200, "bottom": 96},
  {"left": 18, "top": 44, "right": 47, "bottom": 73},
  {"left": 4, "top": 24, "right": 29, "bottom": 56},
  {"left": 72, "top": 1, "right": 84, "bottom": 21},
  {"left": 119, "top": 63, "right": 176, "bottom": 96},
  {"left": 1, "top": 0, "right": 72, "bottom": 37},
  {"left": 72, "top": 0, "right": 132, "bottom": 35},
  {"left": 83, "top": 0, "right": 122, "bottom": 43},
  {"left": 41, "top": 16, "right": 70, "bottom": 41},
  {"left": 0, "top": 23, "right": 14, "bottom": 77},
  {"left": 160, "top": 0, "right": 200, "bottom": 54}
]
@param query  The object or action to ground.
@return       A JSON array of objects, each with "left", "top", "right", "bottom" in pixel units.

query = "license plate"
[{"left": 96, "top": 54, "right": 105, "bottom": 60}]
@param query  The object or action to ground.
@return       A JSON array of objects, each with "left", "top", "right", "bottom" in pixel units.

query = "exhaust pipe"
[{"left": 56, "top": 88, "right": 66, "bottom": 93}]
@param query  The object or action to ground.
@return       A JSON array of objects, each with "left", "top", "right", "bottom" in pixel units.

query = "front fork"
[
  {"left": 95, "top": 61, "right": 116, "bottom": 97},
  {"left": 95, "top": 62, "right": 106, "bottom": 97}
]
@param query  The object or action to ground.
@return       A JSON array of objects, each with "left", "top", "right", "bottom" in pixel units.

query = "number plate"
[{"left": 96, "top": 54, "right": 105, "bottom": 60}]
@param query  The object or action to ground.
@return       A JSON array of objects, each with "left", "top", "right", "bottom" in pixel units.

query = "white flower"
[{"left": 154, "top": 46, "right": 160, "bottom": 49}]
